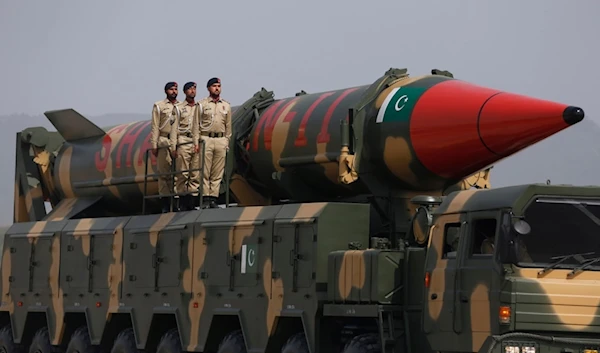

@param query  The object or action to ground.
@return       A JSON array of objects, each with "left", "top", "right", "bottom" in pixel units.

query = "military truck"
[{"left": 0, "top": 68, "right": 590, "bottom": 353}]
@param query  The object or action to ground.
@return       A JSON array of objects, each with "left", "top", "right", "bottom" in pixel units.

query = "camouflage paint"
[
  {"left": 0, "top": 202, "right": 375, "bottom": 353},
  {"left": 53, "top": 120, "right": 159, "bottom": 215},
  {"left": 17, "top": 68, "right": 582, "bottom": 220},
  {"left": 419, "top": 184, "right": 600, "bottom": 353},
  {"left": 1, "top": 67, "right": 592, "bottom": 353},
  {"left": 245, "top": 85, "right": 370, "bottom": 202}
]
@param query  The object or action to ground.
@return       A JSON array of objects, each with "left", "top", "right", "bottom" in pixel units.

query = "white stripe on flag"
[
  {"left": 241, "top": 244, "right": 247, "bottom": 274},
  {"left": 375, "top": 87, "right": 400, "bottom": 123}
]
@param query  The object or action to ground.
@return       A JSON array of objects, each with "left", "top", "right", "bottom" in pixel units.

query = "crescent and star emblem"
[
  {"left": 395, "top": 94, "right": 408, "bottom": 111},
  {"left": 247, "top": 248, "right": 256, "bottom": 267}
]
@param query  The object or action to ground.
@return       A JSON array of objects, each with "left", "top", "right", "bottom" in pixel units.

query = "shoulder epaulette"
[{"left": 153, "top": 100, "right": 164, "bottom": 114}]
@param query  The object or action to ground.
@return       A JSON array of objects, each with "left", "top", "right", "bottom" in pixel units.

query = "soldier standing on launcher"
[
  {"left": 196, "top": 77, "right": 232, "bottom": 209},
  {"left": 150, "top": 81, "right": 179, "bottom": 213},
  {"left": 171, "top": 82, "right": 200, "bottom": 211}
]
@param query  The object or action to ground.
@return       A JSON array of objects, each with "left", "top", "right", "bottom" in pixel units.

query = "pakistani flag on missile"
[{"left": 376, "top": 85, "right": 428, "bottom": 123}]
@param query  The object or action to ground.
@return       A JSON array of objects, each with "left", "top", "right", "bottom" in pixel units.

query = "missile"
[
  {"left": 18, "top": 67, "right": 584, "bottom": 219},
  {"left": 237, "top": 68, "right": 584, "bottom": 203}
]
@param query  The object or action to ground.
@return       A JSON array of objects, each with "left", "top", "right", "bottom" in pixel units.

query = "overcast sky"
[
  {"left": 0, "top": 0, "right": 599, "bottom": 225},
  {"left": 1, "top": 0, "right": 597, "bottom": 120}
]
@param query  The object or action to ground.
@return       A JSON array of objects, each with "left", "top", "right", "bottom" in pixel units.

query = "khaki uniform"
[
  {"left": 171, "top": 101, "right": 200, "bottom": 196},
  {"left": 481, "top": 237, "right": 495, "bottom": 254},
  {"left": 515, "top": 237, "right": 533, "bottom": 262},
  {"left": 196, "top": 96, "right": 232, "bottom": 198},
  {"left": 150, "top": 99, "right": 178, "bottom": 196},
  {"left": 446, "top": 227, "right": 460, "bottom": 252}
]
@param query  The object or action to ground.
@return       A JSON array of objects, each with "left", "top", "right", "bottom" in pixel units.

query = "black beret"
[
  {"left": 184, "top": 82, "right": 196, "bottom": 91},
  {"left": 206, "top": 77, "right": 221, "bottom": 87},
  {"left": 164, "top": 82, "right": 177, "bottom": 91}
]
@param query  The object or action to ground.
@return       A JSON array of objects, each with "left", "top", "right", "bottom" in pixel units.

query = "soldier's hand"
[
  {"left": 152, "top": 148, "right": 158, "bottom": 156},
  {"left": 194, "top": 145, "right": 199, "bottom": 154},
  {"left": 171, "top": 150, "right": 178, "bottom": 158}
]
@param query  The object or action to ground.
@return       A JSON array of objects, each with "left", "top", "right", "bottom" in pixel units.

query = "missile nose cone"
[
  {"left": 406, "top": 78, "right": 584, "bottom": 181},
  {"left": 477, "top": 92, "right": 584, "bottom": 158},
  {"left": 563, "top": 106, "right": 584, "bottom": 125}
]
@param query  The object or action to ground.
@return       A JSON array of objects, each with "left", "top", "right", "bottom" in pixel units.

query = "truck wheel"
[
  {"left": 342, "top": 333, "right": 381, "bottom": 353},
  {"left": 156, "top": 329, "right": 181, "bottom": 353},
  {"left": 66, "top": 327, "right": 98, "bottom": 353},
  {"left": 110, "top": 329, "right": 138, "bottom": 353},
  {"left": 281, "top": 332, "right": 308, "bottom": 353},
  {"left": 28, "top": 328, "right": 55, "bottom": 353},
  {"left": 0, "top": 325, "right": 22, "bottom": 353},
  {"left": 216, "top": 330, "right": 246, "bottom": 353}
]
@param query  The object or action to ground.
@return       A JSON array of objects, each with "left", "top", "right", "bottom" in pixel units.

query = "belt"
[
  {"left": 159, "top": 132, "right": 169, "bottom": 137},
  {"left": 180, "top": 131, "right": 193, "bottom": 138},
  {"left": 201, "top": 131, "right": 224, "bottom": 138}
]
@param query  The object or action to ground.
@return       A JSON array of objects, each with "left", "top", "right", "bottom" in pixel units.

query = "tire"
[
  {"left": 0, "top": 325, "right": 23, "bottom": 353},
  {"left": 65, "top": 327, "right": 98, "bottom": 353},
  {"left": 281, "top": 332, "right": 309, "bottom": 353},
  {"left": 110, "top": 329, "right": 138, "bottom": 353},
  {"left": 216, "top": 330, "right": 246, "bottom": 353},
  {"left": 28, "top": 327, "right": 56, "bottom": 353},
  {"left": 156, "top": 329, "right": 181, "bottom": 353},
  {"left": 342, "top": 333, "right": 381, "bottom": 353}
]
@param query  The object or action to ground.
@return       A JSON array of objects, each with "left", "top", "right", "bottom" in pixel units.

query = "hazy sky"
[
  {"left": 0, "top": 0, "right": 599, "bottom": 226},
  {"left": 1, "top": 0, "right": 598, "bottom": 121}
]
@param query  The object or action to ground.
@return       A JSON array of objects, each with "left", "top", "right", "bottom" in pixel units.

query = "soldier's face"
[
  {"left": 208, "top": 83, "right": 221, "bottom": 96},
  {"left": 185, "top": 86, "right": 196, "bottom": 99},
  {"left": 166, "top": 86, "right": 178, "bottom": 99}
]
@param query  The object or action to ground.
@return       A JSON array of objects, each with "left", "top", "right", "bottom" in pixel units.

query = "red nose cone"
[
  {"left": 479, "top": 93, "right": 583, "bottom": 156},
  {"left": 409, "top": 79, "right": 584, "bottom": 179}
]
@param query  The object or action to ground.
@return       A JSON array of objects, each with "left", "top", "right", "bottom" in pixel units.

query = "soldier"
[
  {"left": 514, "top": 234, "right": 533, "bottom": 262},
  {"left": 171, "top": 82, "right": 200, "bottom": 211},
  {"left": 445, "top": 227, "right": 460, "bottom": 256},
  {"left": 150, "top": 81, "right": 179, "bottom": 213},
  {"left": 196, "top": 77, "right": 232, "bottom": 208},
  {"left": 481, "top": 234, "right": 495, "bottom": 254}
]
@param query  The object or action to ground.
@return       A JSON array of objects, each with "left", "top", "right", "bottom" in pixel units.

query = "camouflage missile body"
[
  {"left": 0, "top": 67, "right": 593, "bottom": 353},
  {"left": 25, "top": 69, "right": 583, "bottom": 222},
  {"left": 235, "top": 68, "right": 583, "bottom": 203},
  {"left": 38, "top": 109, "right": 163, "bottom": 218}
]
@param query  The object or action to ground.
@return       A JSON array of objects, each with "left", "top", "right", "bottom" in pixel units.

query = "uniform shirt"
[
  {"left": 170, "top": 100, "right": 199, "bottom": 149},
  {"left": 197, "top": 96, "right": 232, "bottom": 143},
  {"left": 480, "top": 238, "right": 495, "bottom": 254},
  {"left": 150, "top": 99, "right": 179, "bottom": 149}
]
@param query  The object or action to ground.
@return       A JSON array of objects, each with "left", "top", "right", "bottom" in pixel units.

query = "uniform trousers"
[
  {"left": 200, "top": 135, "right": 227, "bottom": 198},
  {"left": 156, "top": 135, "right": 173, "bottom": 195},
  {"left": 175, "top": 135, "right": 200, "bottom": 196}
]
